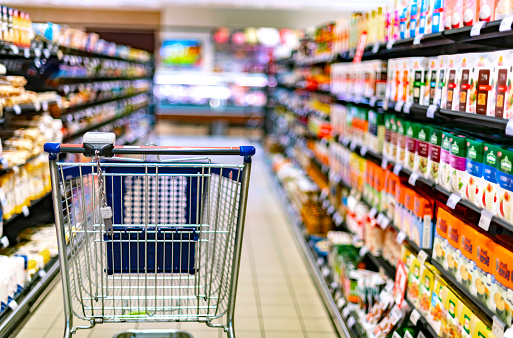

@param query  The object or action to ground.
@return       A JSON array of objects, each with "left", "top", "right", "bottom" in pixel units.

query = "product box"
[
  {"left": 403, "top": 187, "right": 416, "bottom": 236},
  {"left": 410, "top": 0, "right": 420, "bottom": 37},
  {"left": 442, "top": 54, "right": 460, "bottom": 110},
  {"left": 407, "top": 256, "right": 422, "bottom": 308},
  {"left": 398, "top": 59, "right": 410, "bottom": 102},
  {"left": 419, "top": 263, "right": 436, "bottom": 317},
  {"left": 391, "top": 116, "right": 399, "bottom": 161},
  {"left": 458, "top": 55, "right": 474, "bottom": 113},
  {"left": 427, "top": 57, "right": 439, "bottom": 105},
  {"left": 495, "top": 0, "right": 511, "bottom": 19},
  {"left": 493, "top": 244, "right": 513, "bottom": 326},
  {"left": 399, "top": 0, "right": 411, "bottom": 39},
  {"left": 460, "top": 302, "right": 473, "bottom": 338},
  {"left": 497, "top": 148, "right": 513, "bottom": 223},
  {"left": 433, "top": 207, "right": 450, "bottom": 266},
  {"left": 452, "top": 0, "right": 464, "bottom": 28},
  {"left": 481, "top": 144, "right": 500, "bottom": 215},
  {"left": 458, "top": 223, "right": 478, "bottom": 291},
  {"left": 436, "top": 55, "right": 447, "bottom": 106},
  {"left": 473, "top": 53, "right": 495, "bottom": 116},
  {"left": 417, "top": 125, "right": 431, "bottom": 178},
  {"left": 428, "top": 274, "right": 448, "bottom": 334},
  {"left": 440, "top": 132, "right": 453, "bottom": 190},
  {"left": 463, "top": 0, "right": 478, "bottom": 25},
  {"left": 386, "top": 173, "right": 400, "bottom": 220},
  {"left": 432, "top": 0, "right": 445, "bottom": 32},
  {"left": 368, "top": 110, "right": 386, "bottom": 155},
  {"left": 490, "top": 51, "right": 512, "bottom": 119},
  {"left": 405, "top": 122, "right": 419, "bottom": 171},
  {"left": 374, "top": 166, "right": 387, "bottom": 210},
  {"left": 446, "top": 217, "right": 461, "bottom": 278},
  {"left": 429, "top": 128, "right": 443, "bottom": 183},
  {"left": 419, "top": 0, "right": 434, "bottom": 34},
  {"left": 410, "top": 57, "right": 429, "bottom": 104},
  {"left": 450, "top": 135, "right": 468, "bottom": 195},
  {"left": 466, "top": 139, "right": 484, "bottom": 205},
  {"left": 394, "top": 182, "right": 406, "bottom": 229},
  {"left": 397, "top": 118, "right": 407, "bottom": 165},
  {"left": 442, "top": 287, "right": 463, "bottom": 338},
  {"left": 412, "top": 194, "right": 434, "bottom": 249},
  {"left": 445, "top": 0, "right": 454, "bottom": 29},
  {"left": 478, "top": 0, "right": 494, "bottom": 21},
  {"left": 473, "top": 232, "right": 495, "bottom": 308},
  {"left": 384, "top": 114, "right": 393, "bottom": 159}
]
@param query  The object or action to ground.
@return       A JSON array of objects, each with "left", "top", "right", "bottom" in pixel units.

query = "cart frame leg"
[
  {"left": 225, "top": 157, "right": 252, "bottom": 338},
  {"left": 49, "top": 159, "right": 74, "bottom": 338}
]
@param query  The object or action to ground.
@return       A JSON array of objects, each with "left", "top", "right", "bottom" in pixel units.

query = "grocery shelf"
[
  {"left": 62, "top": 91, "right": 150, "bottom": 115},
  {"left": 0, "top": 257, "right": 60, "bottom": 337},
  {"left": 3, "top": 99, "right": 60, "bottom": 115},
  {"left": 403, "top": 297, "right": 439, "bottom": 338}
]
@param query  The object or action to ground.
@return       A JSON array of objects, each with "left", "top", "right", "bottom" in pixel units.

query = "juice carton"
[
  {"left": 433, "top": 207, "right": 451, "bottom": 266},
  {"left": 419, "top": 263, "right": 435, "bottom": 317},
  {"left": 399, "top": 0, "right": 411, "bottom": 39},
  {"left": 478, "top": 0, "right": 494, "bottom": 21},
  {"left": 432, "top": 0, "right": 445, "bottom": 32},
  {"left": 410, "top": 0, "right": 420, "bottom": 37},
  {"left": 458, "top": 55, "right": 474, "bottom": 113},
  {"left": 495, "top": 0, "right": 511, "bottom": 19},
  {"left": 436, "top": 55, "right": 447, "bottom": 106},
  {"left": 497, "top": 148, "right": 513, "bottom": 223},
  {"left": 466, "top": 139, "right": 484, "bottom": 205},
  {"left": 450, "top": 135, "right": 468, "bottom": 195},
  {"left": 481, "top": 144, "right": 500, "bottom": 215},
  {"left": 397, "top": 118, "right": 407, "bottom": 165},
  {"left": 446, "top": 217, "right": 461, "bottom": 278},
  {"left": 412, "top": 194, "right": 434, "bottom": 249},
  {"left": 453, "top": 0, "right": 464, "bottom": 28},
  {"left": 473, "top": 53, "right": 495, "bottom": 116},
  {"left": 394, "top": 182, "right": 406, "bottom": 229},
  {"left": 417, "top": 125, "right": 432, "bottom": 178},
  {"left": 403, "top": 187, "right": 416, "bottom": 236},
  {"left": 384, "top": 114, "right": 393, "bottom": 159},
  {"left": 387, "top": 173, "right": 400, "bottom": 220},
  {"left": 463, "top": 0, "right": 478, "bottom": 25},
  {"left": 473, "top": 232, "right": 495, "bottom": 308},
  {"left": 445, "top": 0, "right": 455, "bottom": 29},
  {"left": 428, "top": 57, "right": 439, "bottom": 105},
  {"left": 493, "top": 244, "right": 513, "bottom": 325},
  {"left": 458, "top": 223, "right": 478, "bottom": 292},
  {"left": 411, "top": 57, "right": 429, "bottom": 104},
  {"left": 490, "top": 51, "right": 513, "bottom": 118},
  {"left": 429, "top": 127, "right": 443, "bottom": 183},
  {"left": 407, "top": 256, "right": 422, "bottom": 308},
  {"left": 440, "top": 131, "right": 453, "bottom": 190},
  {"left": 405, "top": 122, "right": 419, "bottom": 171},
  {"left": 430, "top": 275, "right": 449, "bottom": 334},
  {"left": 368, "top": 110, "right": 385, "bottom": 155},
  {"left": 442, "top": 54, "right": 460, "bottom": 110}
]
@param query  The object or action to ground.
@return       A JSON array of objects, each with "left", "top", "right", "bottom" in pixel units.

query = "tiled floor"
[{"left": 14, "top": 134, "right": 337, "bottom": 338}]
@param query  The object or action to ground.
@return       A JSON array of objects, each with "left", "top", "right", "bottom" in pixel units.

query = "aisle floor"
[{"left": 14, "top": 135, "right": 337, "bottom": 338}]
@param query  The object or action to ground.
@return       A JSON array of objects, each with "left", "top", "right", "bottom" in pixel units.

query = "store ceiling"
[{"left": 7, "top": 0, "right": 388, "bottom": 11}]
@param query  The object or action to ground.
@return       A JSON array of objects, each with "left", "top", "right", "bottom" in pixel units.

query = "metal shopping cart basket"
[{"left": 44, "top": 132, "right": 255, "bottom": 338}]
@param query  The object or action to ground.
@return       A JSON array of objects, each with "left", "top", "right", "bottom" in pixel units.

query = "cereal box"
[
  {"left": 440, "top": 131, "right": 453, "bottom": 190},
  {"left": 417, "top": 125, "right": 431, "bottom": 178},
  {"left": 473, "top": 232, "right": 495, "bottom": 308},
  {"left": 429, "top": 127, "right": 443, "bottom": 183},
  {"left": 493, "top": 244, "right": 513, "bottom": 325},
  {"left": 466, "top": 139, "right": 484, "bottom": 205},
  {"left": 450, "top": 135, "right": 468, "bottom": 195},
  {"left": 446, "top": 217, "right": 461, "bottom": 278},
  {"left": 497, "top": 148, "right": 513, "bottom": 223},
  {"left": 433, "top": 207, "right": 450, "bottom": 266},
  {"left": 458, "top": 223, "right": 478, "bottom": 292},
  {"left": 405, "top": 122, "right": 419, "bottom": 171},
  {"left": 481, "top": 144, "right": 500, "bottom": 215}
]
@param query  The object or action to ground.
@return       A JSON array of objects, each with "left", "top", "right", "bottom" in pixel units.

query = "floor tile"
[
  {"left": 15, "top": 329, "right": 47, "bottom": 338},
  {"left": 302, "top": 317, "right": 336, "bottom": 333},
  {"left": 262, "top": 316, "right": 302, "bottom": 331},
  {"left": 265, "top": 331, "right": 305, "bottom": 338}
]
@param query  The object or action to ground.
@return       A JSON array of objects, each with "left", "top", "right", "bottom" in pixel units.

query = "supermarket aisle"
[{"left": 14, "top": 134, "right": 337, "bottom": 338}]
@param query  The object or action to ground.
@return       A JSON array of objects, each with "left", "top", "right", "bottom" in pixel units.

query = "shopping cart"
[{"left": 44, "top": 132, "right": 255, "bottom": 338}]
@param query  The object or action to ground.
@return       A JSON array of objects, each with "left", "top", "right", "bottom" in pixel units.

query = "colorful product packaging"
[
  {"left": 495, "top": 0, "right": 511, "bottom": 19},
  {"left": 410, "top": 57, "right": 429, "bottom": 104},
  {"left": 410, "top": 0, "right": 420, "bottom": 37},
  {"left": 458, "top": 223, "right": 478, "bottom": 292},
  {"left": 466, "top": 139, "right": 484, "bottom": 205},
  {"left": 452, "top": 0, "right": 464, "bottom": 28},
  {"left": 405, "top": 122, "right": 419, "bottom": 171},
  {"left": 428, "top": 274, "right": 448, "bottom": 334},
  {"left": 442, "top": 54, "right": 460, "bottom": 111},
  {"left": 391, "top": 116, "right": 399, "bottom": 161},
  {"left": 436, "top": 55, "right": 447, "bottom": 106},
  {"left": 403, "top": 187, "right": 416, "bottom": 236},
  {"left": 429, "top": 128, "right": 442, "bottom": 183},
  {"left": 450, "top": 135, "right": 467, "bottom": 195},
  {"left": 491, "top": 51, "right": 512, "bottom": 119},
  {"left": 386, "top": 173, "right": 400, "bottom": 220},
  {"left": 431, "top": 0, "right": 445, "bottom": 32},
  {"left": 458, "top": 55, "right": 474, "bottom": 113},
  {"left": 497, "top": 148, "right": 513, "bottom": 223},
  {"left": 478, "top": 0, "right": 494, "bottom": 21},
  {"left": 384, "top": 114, "right": 393, "bottom": 159},
  {"left": 446, "top": 217, "right": 461, "bottom": 278},
  {"left": 474, "top": 232, "right": 495, "bottom": 308},
  {"left": 427, "top": 57, "right": 439, "bottom": 105},
  {"left": 442, "top": 287, "right": 462, "bottom": 338},
  {"left": 394, "top": 182, "right": 406, "bottom": 230},
  {"left": 440, "top": 131, "right": 453, "bottom": 190},
  {"left": 397, "top": 118, "right": 407, "bottom": 165},
  {"left": 417, "top": 125, "right": 431, "bottom": 178},
  {"left": 412, "top": 193, "right": 434, "bottom": 248},
  {"left": 419, "top": 263, "right": 435, "bottom": 317},
  {"left": 473, "top": 53, "right": 495, "bottom": 116},
  {"left": 460, "top": 302, "right": 473, "bottom": 338},
  {"left": 445, "top": 0, "right": 455, "bottom": 29},
  {"left": 368, "top": 110, "right": 386, "bottom": 155},
  {"left": 481, "top": 144, "right": 500, "bottom": 215},
  {"left": 407, "top": 256, "right": 422, "bottom": 308},
  {"left": 463, "top": 0, "right": 478, "bottom": 25},
  {"left": 433, "top": 207, "right": 450, "bottom": 266},
  {"left": 493, "top": 244, "right": 513, "bottom": 326}
]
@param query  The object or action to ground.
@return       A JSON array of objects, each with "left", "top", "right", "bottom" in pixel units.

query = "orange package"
[
  {"left": 474, "top": 232, "right": 495, "bottom": 309},
  {"left": 433, "top": 207, "right": 451, "bottom": 267},
  {"left": 412, "top": 193, "right": 434, "bottom": 249},
  {"left": 402, "top": 188, "right": 417, "bottom": 238},
  {"left": 446, "top": 216, "right": 461, "bottom": 277},
  {"left": 458, "top": 223, "right": 478, "bottom": 292}
]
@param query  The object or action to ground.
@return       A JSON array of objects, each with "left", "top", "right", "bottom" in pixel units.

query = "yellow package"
[
  {"left": 428, "top": 274, "right": 448, "bottom": 335},
  {"left": 419, "top": 263, "right": 435, "bottom": 317},
  {"left": 460, "top": 303, "right": 473, "bottom": 338},
  {"left": 407, "top": 257, "right": 422, "bottom": 309},
  {"left": 442, "top": 287, "right": 462, "bottom": 338}
]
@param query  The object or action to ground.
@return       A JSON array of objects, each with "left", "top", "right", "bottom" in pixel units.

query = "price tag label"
[
  {"left": 410, "top": 309, "right": 421, "bottom": 325},
  {"left": 332, "top": 283, "right": 340, "bottom": 291},
  {"left": 413, "top": 33, "right": 424, "bottom": 45},
  {"left": 427, "top": 105, "right": 437, "bottom": 118},
  {"left": 23, "top": 48, "right": 30, "bottom": 58},
  {"left": 479, "top": 209, "right": 494, "bottom": 231},
  {"left": 396, "top": 231, "right": 407, "bottom": 244},
  {"left": 33, "top": 101, "right": 41, "bottom": 111},
  {"left": 0, "top": 236, "right": 9, "bottom": 248},
  {"left": 387, "top": 39, "right": 396, "bottom": 50},
  {"left": 493, "top": 316, "right": 506, "bottom": 338},
  {"left": 0, "top": 188, "right": 7, "bottom": 207},
  {"left": 446, "top": 193, "right": 462, "bottom": 209},
  {"left": 471, "top": 21, "right": 486, "bottom": 36},
  {"left": 42, "top": 101, "right": 49, "bottom": 111},
  {"left": 320, "top": 188, "right": 329, "bottom": 201},
  {"left": 43, "top": 49, "right": 51, "bottom": 59},
  {"left": 34, "top": 48, "right": 41, "bottom": 58},
  {"left": 22, "top": 206, "right": 29, "bottom": 217},
  {"left": 334, "top": 213, "right": 343, "bottom": 226},
  {"left": 369, "top": 207, "right": 378, "bottom": 219},
  {"left": 38, "top": 269, "right": 46, "bottom": 278},
  {"left": 322, "top": 266, "right": 330, "bottom": 277},
  {"left": 382, "top": 158, "right": 389, "bottom": 169},
  {"left": 10, "top": 45, "right": 19, "bottom": 55},
  {"left": 372, "top": 42, "right": 380, "bottom": 53},
  {"left": 393, "top": 163, "right": 403, "bottom": 176},
  {"left": 417, "top": 250, "right": 429, "bottom": 265},
  {"left": 506, "top": 119, "right": 513, "bottom": 136},
  {"left": 8, "top": 300, "right": 18, "bottom": 311},
  {"left": 342, "top": 306, "right": 351, "bottom": 318},
  {"left": 337, "top": 297, "right": 346, "bottom": 309},
  {"left": 63, "top": 85, "right": 70, "bottom": 95},
  {"left": 317, "top": 257, "right": 324, "bottom": 266},
  {"left": 359, "top": 245, "right": 369, "bottom": 257},
  {"left": 13, "top": 105, "right": 21, "bottom": 115},
  {"left": 403, "top": 101, "right": 414, "bottom": 114},
  {"left": 350, "top": 141, "right": 357, "bottom": 151},
  {"left": 342, "top": 137, "right": 351, "bottom": 146},
  {"left": 369, "top": 97, "right": 377, "bottom": 107},
  {"left": 347, "top": 316, "right": 356, "bottom": 328},
  {"left": 379, "top": 215, "right": 390, "bottom": 229},
  {"left": 500, "top": 15, "right": 513, "bottom": 31},
  {"left": 395, "top": 100, "right": 405, "bottom": 112},
  {"left": 322, "top": 200, "right": 329, "bottom": 210},
  {"left": 360, "top": 146, "right": 368, "bottom": 157},
  {"left": 408, "top": 173, "right": 419, "bottom": 186},
  {"left": 327, "top": 205, "right": 335, "bottom": 215}
]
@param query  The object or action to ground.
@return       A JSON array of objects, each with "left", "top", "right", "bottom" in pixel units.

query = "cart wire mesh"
[{"left": 56, "top": 160, "right": 244, "bottom": 326}]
